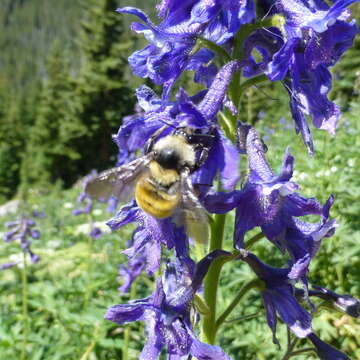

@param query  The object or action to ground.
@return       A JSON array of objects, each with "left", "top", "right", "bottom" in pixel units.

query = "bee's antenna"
[
  {"left": 158, "top": 118, "right": 177, "bottom": 129},
  {"left": 198, "top": 133, "right": 215, "bottom": 138},
  {"left": 260, "top": 26, "right": 283, "bottom": 41},
  {"left": 253, "top": 84, "right": 279, "bottom": 101},
  {"left": 261, "top": 3, "right": 278, "bottom": 22}
]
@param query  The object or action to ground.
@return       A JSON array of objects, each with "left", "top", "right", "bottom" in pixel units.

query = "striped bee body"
[
  {"left": 135, "top": 161, "right": 181, "bottom": 219},
  {"left": 85, "top": 126, "right": 215, "bottom": 243}
]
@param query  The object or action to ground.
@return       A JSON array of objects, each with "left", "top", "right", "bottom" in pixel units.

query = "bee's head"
[{"left": 154, "top": 148, "right": 180, "bottom": 170}]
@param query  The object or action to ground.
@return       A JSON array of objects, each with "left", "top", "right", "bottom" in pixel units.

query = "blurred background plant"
[{"left": 0, "top": 0, "right": 359, "bottom": 359}]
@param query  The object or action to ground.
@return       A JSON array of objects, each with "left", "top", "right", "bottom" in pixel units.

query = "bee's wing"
[
  {"left": 85, "top": 155, "right": 152, "bottom": 202},
  {"left": 177, "top": 170, "right": 209, "bottom": 243}
]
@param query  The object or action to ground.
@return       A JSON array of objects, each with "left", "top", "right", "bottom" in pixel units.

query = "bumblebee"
[{"left": 85, "top": 125, "right": 214, "bottom": 242}]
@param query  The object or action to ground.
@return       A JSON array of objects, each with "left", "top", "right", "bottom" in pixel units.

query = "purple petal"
[
  {"left": 189, "top": 0, "right": 221, "bottom": 26},
  {"left": 117, "top": 7, "right": 152, "bottom": 24},
  {"left": 202, "top": 189, "right": 242, "bottom": 214},
  {"left": 267, "top": 286, "right": 312, "bottom": 337},
  {"left": 305, "top": 20, "right": 358, "bottom": 69},
  {"left": 198, "top": 60, "right": 244, "bottom": 121},
  {"left": 106, "top": 202, "right": 138, "bottom": 231},
  {"left": 190, "top": 332, "right": 231, "bottom": 359},
  {"left": 246, "top": 126, "right": 273, "bottom": 182},
  {"left": 308, "top": 0, "right": 358, "bottom": 33},
  {"left": 267, "top": 38, "right": 299, "bottom": 81},
  {"left": 243, "top": 27, "right": 284, "bottom": 78},
  {"left": 192, "top": 250, "right": 232, "bottom": 291},
  {"left": 289, "top": 96, "right": 314, "bottom": 155},
  {"left": 310, "top": 286, "right": 360, "bottom": 318},
  {"left": 29, "top": 251, "right": 40, "bottom": 264},
  {"left": 308, "top": 333, "right": 350, "bottom": 360},
  {"left": 30, "top": 229, "right": 40, "bottom": 240},
  {"left": 4, "top": 228, "right": 18, "bottom": 242},
  {"left": 5, "top": 220, "right": 20, "bottom": 228},
  {"left": 105, "top": 303, "right": 146, "bottom": 324},
  {"left": 89, "top": 227, "right": 103, "bottom": 239},
  {"left": 118, "top": 256, "right": 146, "bottom": 294},
  {"left": 220, "top": 134, "right": 240, "bottom": 190},
  {"left": 262, "top": 292, "right": 279, "bottom": 345},
  {"left": 139, "top": 328, "right": 163, "bottom": 360},
  {"left": 136, "top": 85, "right": 161, "bottom": 112},
  {"left": 0, "top": 262, "right": 18, "bottom": 271}
]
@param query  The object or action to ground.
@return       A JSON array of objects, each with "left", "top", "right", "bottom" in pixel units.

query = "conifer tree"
[
  {"left": 21, "top": 0, "right": 135, "bottom": 189},
  {"left": 0, "top": 92, "right": 33, "bottom": 202},
  {"left": 21, "top": 47, "right": 79, "bottom": 190},
  {"left": 73, "top": 0, "right": 134, "bottom": 172}
]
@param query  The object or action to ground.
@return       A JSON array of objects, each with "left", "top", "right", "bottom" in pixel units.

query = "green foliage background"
[{"left": 0, "top": 1, "right": 359, "bottom": 359}]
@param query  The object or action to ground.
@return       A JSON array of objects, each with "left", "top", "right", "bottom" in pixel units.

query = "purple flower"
[
  {"left": 72, "top": 198, "right": 92, "bottom": 216},
  {"left": 296, "top": 285, "right": 360, "bottom": 318},
  {"left": 198, "top": 0, "right": 256, "bottom": 44},
  {"left": 118, "top": 2, "right": 255, "bottom": 98},
  {"left": 74, "top": 170, "right": 119, "bottom": 217},
  {"left": 3, "top": 216, "right": 40, "bottom": 263},
  {"left": 89, "top": 226, "right": 103, "bottom": 239},
  {"left": 107, "top": 201, "right": 188, "bottom": 275},
  {"left": 73, "top": 171, "right": 99, "bottom": 215},
  {"left": 204, "top": 125, "right": 334, "bottom": 258},
  {"left": 281, "top": 196, "right": 337, "bottom": 286},
  {"left": 117, "top": 6, "right": 214, "bottom": 98},
  {"left": 0, "top": 262, "right": 18, "bottom": 271},
  {"left": 113, "top": 62, "right": 243, "bottom": 192},
  {"left": 106, "top": 197, "right": 119, "bottom": 214},
  {"left": 238, "top": 250, "right": 312, "bottom": 343},
  {"left": 308, "top": 333, "right": 350, "bottom": 360},
  {"left": 32, "top": 210, "right": 46, "bottom": 219},
  {"left": 105, "top": 251, "right": 232, "bottom": 359},
  {"left": 275, "top": 0, "right": 358, "bottom": 35},
  {"left": 242, "top": 27, "right": 284, "bottom": 78},
  {"left": 112, "top": 85, "right": 171, "bottom": 161},
  {"left": 266, "top": 0, "right": 359, "bottom": 149},
  {"left": 29, "top": 250, "right": 40, "bottom": 264},
  {"left": 118, "top": 254, "right": 146, "bottom": 294}
]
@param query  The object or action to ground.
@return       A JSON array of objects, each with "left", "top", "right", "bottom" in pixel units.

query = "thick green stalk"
[
  {"left": 202, "top": 213, "right": 227, "bottom": 344},
  {"left": 215, "top": 279, "right": 260, "bottom": 331},
  {"left": 20, "top": 252, "right": 28, "bottom": 360}
]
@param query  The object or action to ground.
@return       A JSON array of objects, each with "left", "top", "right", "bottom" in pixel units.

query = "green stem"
[
  {"left": 288, "top": 348, "right": 317, "bottom": 357},
  {"left": 215, "top": 279, "right": 259, "bottom": 331},
  {"left": 198, "top": 38, "right": 232, "bottom": 63},
  {"left": 287, "top": 326, "right": 292, "bottom": 349},
  {"left": 123, "top": 281, "right": 137, "bottom": 360},
  {"left": 218, "top": 110, "right": 237, "bottom": 143},
  {"left": 237, "top": 74, "right": 269, "bottom": 115},
  {"left": 281, "top": 332, "right": 300, "bottom": 360},
  {"left": 228, "top": 22, "right": 255, "bottom": 111},
  {"left": 21, "top": 252, "right": 28, "bottom": 360},
  {"left": 222, "top": 312, "right": 259, "bottom": 324},
  {"left": 202, "top": 213, "right": 227, "bottom": 344},
  {"left": 84, "top": 213, "right": 94, "bottom": 307},
  {"left": 245, "top": 232, "right": 264, "bottom": 249},
  {"left": 233, "top": 18, "right": 273, "bottom": 62}
]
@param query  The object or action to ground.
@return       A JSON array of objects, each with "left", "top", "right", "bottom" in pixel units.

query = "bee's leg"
[
  {"left": 192, "top": 147, "right": 210, "bottom": 171},
  {"left": 144, "top": 125, "right": 169, "bottom": 154}
]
